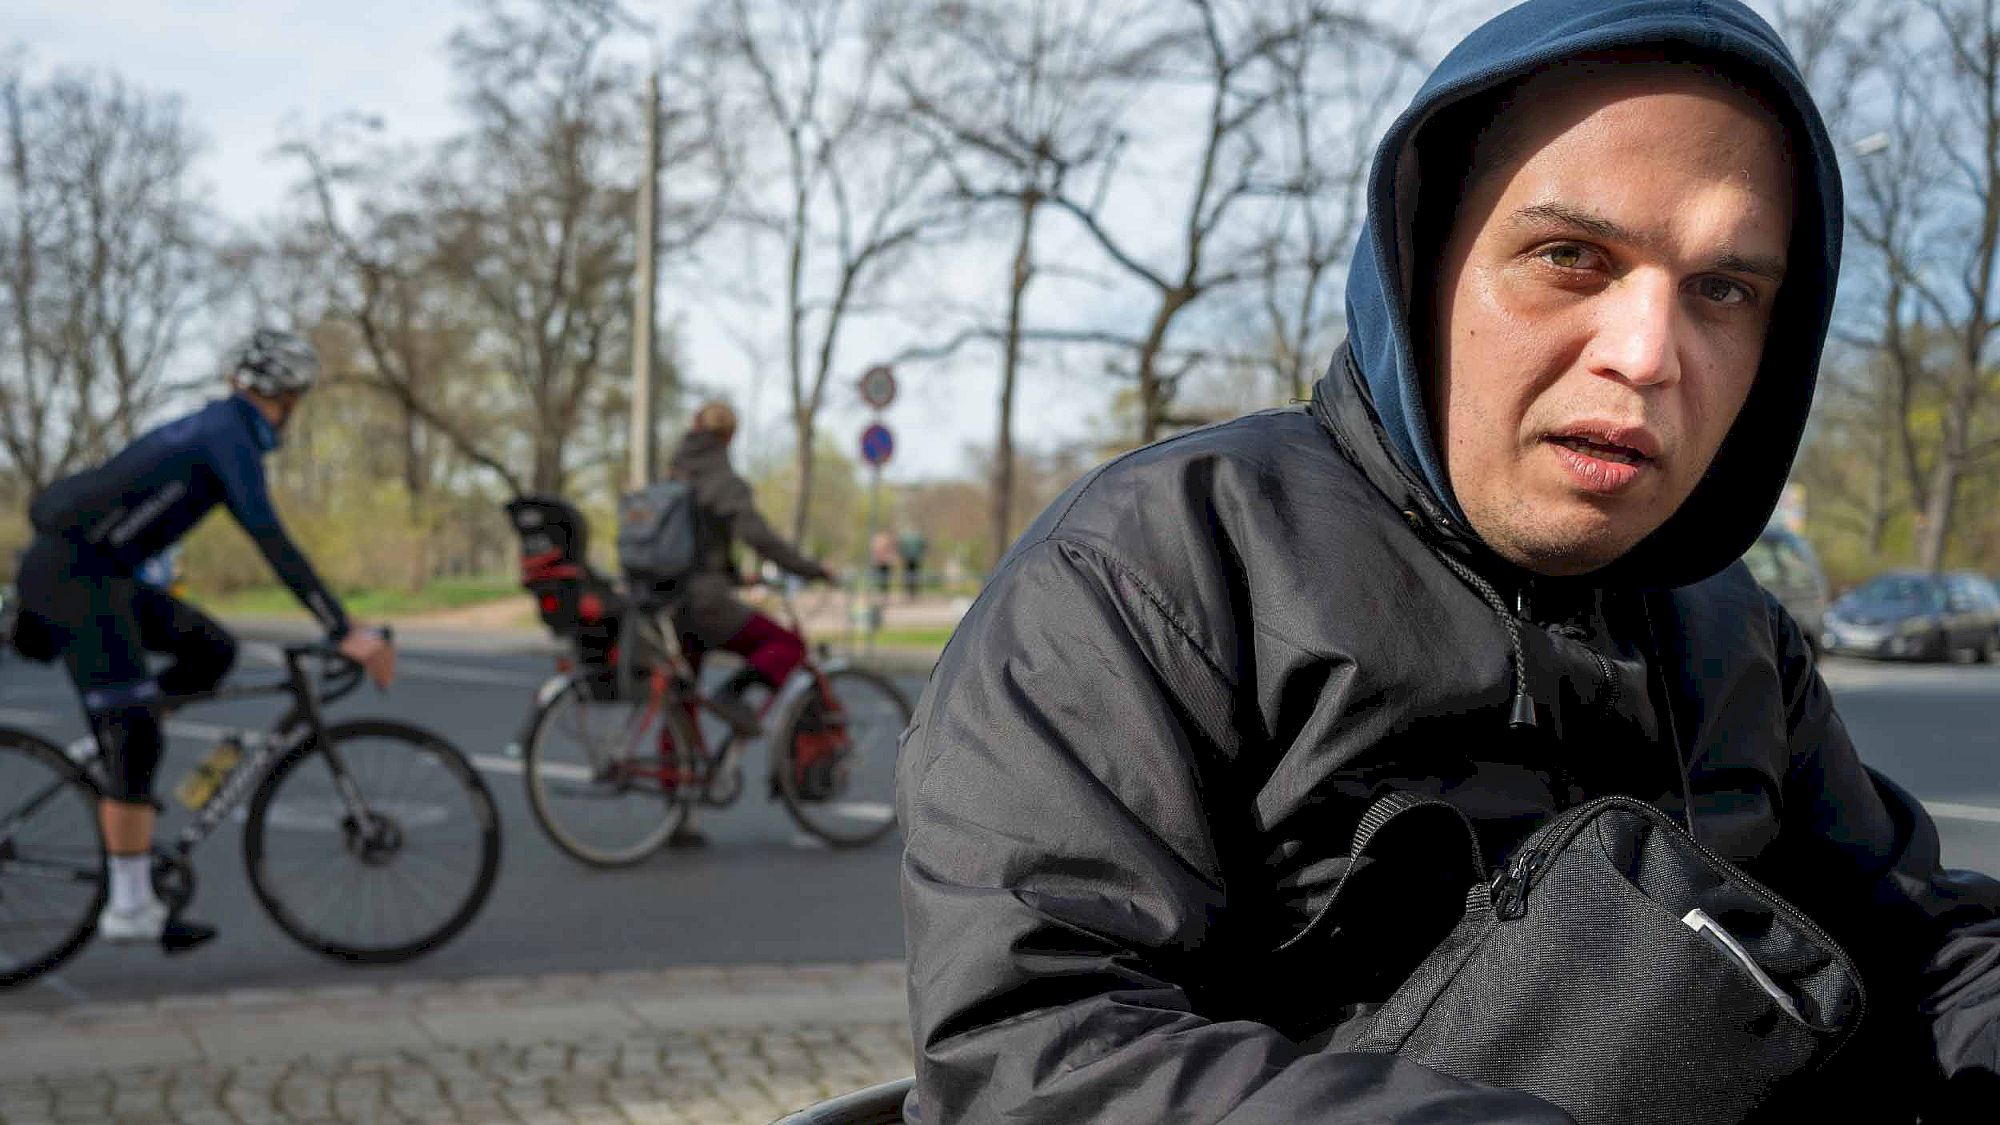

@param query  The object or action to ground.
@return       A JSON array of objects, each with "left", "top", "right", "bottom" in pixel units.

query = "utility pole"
[{"left": 628, "top": 67, "right": 662, "bottom": 490}]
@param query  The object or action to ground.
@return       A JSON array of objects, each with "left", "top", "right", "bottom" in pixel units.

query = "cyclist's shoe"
[
  {"left": 706, "top": 691, "right": 762, "bottom": 737},
  {"left": 96, "top": 900, "right": 168, "bottom": 943},
  {"left": 159, "top": 916, "right": 218, "bottom": 955},
  {"left": 666, "top": 825, "right": 709, "bottom": 849}
]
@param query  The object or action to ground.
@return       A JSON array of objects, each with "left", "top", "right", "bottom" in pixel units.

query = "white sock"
[{"left": 107, "top": 854, "right": 157, "bottom": 915}]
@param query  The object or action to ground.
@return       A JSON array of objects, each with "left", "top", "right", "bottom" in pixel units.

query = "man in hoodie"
[
  {"left": 897, "top": 1, "right": 2000, "bottom": 1121},
  {"left": 664, "top": 401, "right": 835, "bottom": 737}
]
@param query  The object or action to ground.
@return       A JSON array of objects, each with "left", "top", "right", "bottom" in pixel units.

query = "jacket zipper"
[{"left": 1487, "top": 795, "right": 1868, "bottom": 1058}]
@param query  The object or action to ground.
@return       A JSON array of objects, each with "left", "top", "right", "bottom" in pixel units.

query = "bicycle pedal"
[{"left": 159, "top": 917, "right": 218, "bottom": 955}]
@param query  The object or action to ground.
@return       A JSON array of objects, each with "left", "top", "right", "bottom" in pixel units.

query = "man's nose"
[{"left": 1582, "top": 271, "right": 1682, "bottom": 388}]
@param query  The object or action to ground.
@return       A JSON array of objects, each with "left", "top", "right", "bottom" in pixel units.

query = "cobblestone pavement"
[{"left": 0, "top": 963, "right": 913, "bottom": 1124}]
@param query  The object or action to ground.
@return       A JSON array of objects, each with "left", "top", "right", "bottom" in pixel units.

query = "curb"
[{"left": 0, "top": 962, "right": 911, "bottom": 1081}]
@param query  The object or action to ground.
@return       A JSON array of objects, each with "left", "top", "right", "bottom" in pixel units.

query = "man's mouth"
[
  {"left": 1542, "top": 426, "right": 1659, "bottom": 494},
  {"left": 1547, "top": 434, "right": 1649, "bottom": 465}
]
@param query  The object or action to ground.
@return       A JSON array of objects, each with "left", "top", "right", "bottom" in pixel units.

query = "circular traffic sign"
[
  {"left": 860, "top": 422, "right": 895, "bottom": 467},
  {"left": 859, "top": 365, "right": 897, "bottom": 410}
]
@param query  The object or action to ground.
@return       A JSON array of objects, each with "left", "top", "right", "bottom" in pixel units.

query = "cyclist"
[
  {"left": 663, "top": 401, "right": 834, "bottom": 740},
  {"left": 11, "top": 328, "right": 396, "bottom": 951}
]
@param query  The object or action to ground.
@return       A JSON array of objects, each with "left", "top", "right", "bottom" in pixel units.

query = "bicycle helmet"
[{"left": 228, "top": 329, "right": 320, "bottom": 396}]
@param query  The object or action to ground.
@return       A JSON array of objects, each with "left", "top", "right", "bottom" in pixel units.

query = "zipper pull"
[{"left": 1491, "top": 849, "right": 1546, "bottom": 920}]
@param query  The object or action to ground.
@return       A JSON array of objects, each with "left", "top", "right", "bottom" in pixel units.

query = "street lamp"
[{"left": 1854, "top": 131, "right": 1891, "bottom": 159}]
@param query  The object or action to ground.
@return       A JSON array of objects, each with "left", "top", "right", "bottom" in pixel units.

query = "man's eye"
[
  {"left": 1693, "top": 277, "right": 1754, "bottom": 306},
  {"left": 1537, "top": 244, "right": 1598, "bottom": 270}
]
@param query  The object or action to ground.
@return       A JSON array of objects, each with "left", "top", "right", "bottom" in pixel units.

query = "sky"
[
  {"left": 6, "top": 0, "right": 1130, "bottom": 485},
  {"left": 6, "top": 0, "right": 1808, "bottom": 488}
]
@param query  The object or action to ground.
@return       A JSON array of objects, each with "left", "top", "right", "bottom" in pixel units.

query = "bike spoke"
[{"left": 250, "top": 727, "right": 495, "bottom": 960}]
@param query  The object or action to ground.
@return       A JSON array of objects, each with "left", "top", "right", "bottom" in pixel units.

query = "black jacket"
[
  {"left": 898, "top": 3, "right": 2000, "bottom": 1118},
  {"left": 897, "top": 352, "right": 2000, "bottom": 1122}
]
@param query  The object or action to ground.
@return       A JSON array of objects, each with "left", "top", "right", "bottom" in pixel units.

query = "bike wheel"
[
  {"left": 0, "top": 730, "right": 105, "bottom": 987},
  {"left": 244, "top": 720, "right": 501, "bottom": 964},
  {"left": 775, "top": 667, "right": 912, "bottom": 848},
  {"left": 523, "top": 674, "right": 695, "bottom": 867}
]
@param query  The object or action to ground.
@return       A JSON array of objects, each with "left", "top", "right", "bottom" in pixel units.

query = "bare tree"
[
  {"left": 0, "top": 66, "right": 213, "bottom": 493},
  {"left": 893, "top": 0, "right": 1144, "bottom": 564},
  {"left": 1840, "top": 0, "right": 2000, "bottom": 570},
  {"left": 433, "top": 0, "right": 725, "bottom": 497},
  {"left": 1243, "top": 0, "right": 1420, "bottom": 404},
  {"left": 689, "top": 0, "right": 953, "bottom": 541},
  {"left": 1045, "top": 0, "right": 1418, "bottom": 444},
  {"left": 285, "top": 123, "right": 526, "bottom": 498}
]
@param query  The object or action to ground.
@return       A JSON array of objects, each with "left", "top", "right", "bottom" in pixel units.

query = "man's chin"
[{"left": 1479, "top": 504, "right": 1660, "bottom": 578}]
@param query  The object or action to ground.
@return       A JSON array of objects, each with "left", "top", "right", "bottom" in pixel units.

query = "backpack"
[{"left": 616, "top": 478, "right": 701, "bottom": 583}]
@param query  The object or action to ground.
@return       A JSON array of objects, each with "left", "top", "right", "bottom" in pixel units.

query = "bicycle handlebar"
[{"left": 282, "top": 625, "right": 395, "bottom": 707}]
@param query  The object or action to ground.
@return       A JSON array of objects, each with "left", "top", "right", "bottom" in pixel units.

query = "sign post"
[
  {"left": 859, "top": 365, "right": 897, "bottom": 411},
  {"left": 858, "top": 422, "right": 895, "bottom": 652}
]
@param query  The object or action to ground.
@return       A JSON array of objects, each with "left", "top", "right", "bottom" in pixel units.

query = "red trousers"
[{"left": 688, "top": 612, "right": 805, "bottom": 691}]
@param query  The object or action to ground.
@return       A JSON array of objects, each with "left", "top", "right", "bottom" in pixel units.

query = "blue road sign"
[{"left": 861, "top": 422, "right": 895, "bottom": 467}]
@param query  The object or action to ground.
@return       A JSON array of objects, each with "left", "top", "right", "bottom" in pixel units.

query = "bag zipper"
[{"left": 1487, "top": 795, "right": 1868, "bottom": 1053}]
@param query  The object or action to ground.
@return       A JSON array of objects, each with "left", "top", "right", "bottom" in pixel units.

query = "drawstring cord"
[{"left": 1434, "top": 547, "right": 1539, "bottom": 730}]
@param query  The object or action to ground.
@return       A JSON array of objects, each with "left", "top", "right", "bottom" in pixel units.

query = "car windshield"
[{"left": 1849, "top": 575, "right": 1945, "bottom": 611}]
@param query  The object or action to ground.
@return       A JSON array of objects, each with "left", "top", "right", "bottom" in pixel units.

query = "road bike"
[
  {"left": 514, "top": 579, "right": 913, "bottom": 866},
  {"left": 0, "top": 625, "right": 502, "bottom": 987}
]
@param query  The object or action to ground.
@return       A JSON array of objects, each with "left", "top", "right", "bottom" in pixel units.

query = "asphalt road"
[
  {"left": 0, "top": 638, "right": 920, "bottom": 1009},
  {"left": 2, "top": 642, "right": 1999, "bottom": 1011}
]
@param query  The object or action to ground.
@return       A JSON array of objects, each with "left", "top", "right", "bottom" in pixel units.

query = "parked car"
[
  {"left": 1742, "top": 526, "right": 1830, "bottom": 652},
  {"left": 1820, "top": 570, "right": 2000, "bottom": 662}
]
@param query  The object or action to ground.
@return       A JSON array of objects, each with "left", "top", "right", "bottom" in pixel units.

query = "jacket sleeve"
[
  {"left": 898, "top": 537, "right": 1576, "bottom": 1123},
  {"left": 214, "top": 439, "right": 351, "bottom": 639},
  {"left": 1768, "top": 597, "right": 2000, "bottom": 1106},
  {"left": 708, "top": 473, "right": 824, "bottom": 579}
]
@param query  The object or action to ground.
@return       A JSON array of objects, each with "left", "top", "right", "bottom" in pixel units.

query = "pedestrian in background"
[
  {"left": 870, "top": 529, "right": 896, "bottom": 596},
  {"left": 898, "top": 526, "right": 927, "bottom": 601}
]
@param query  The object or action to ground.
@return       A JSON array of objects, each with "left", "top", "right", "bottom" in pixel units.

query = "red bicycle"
[{"left": 513, "top": 574, "right": 912, "bottom": 866}]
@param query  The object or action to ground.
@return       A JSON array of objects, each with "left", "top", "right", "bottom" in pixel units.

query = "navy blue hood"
[{"left": 1330, "top": 0, "right": 1842, "bottom": 590}]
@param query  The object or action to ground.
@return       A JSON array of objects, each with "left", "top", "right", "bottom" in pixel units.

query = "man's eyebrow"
[
  {"left": 1509, "top": 202, "right": 1787, "bottom": 282},
  {"left": 1710, "top": 251, "right": 1787, "bottom": 283},
  {"left": 1510, "top": 202, "right": 1629, "bottom": 243}
]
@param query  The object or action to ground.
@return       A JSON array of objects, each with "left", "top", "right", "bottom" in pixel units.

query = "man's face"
[{"left": 1434, "top": 65, "right": 1794, "bottom": 576}]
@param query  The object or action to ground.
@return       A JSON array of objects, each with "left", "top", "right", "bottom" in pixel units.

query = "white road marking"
[
  {"left": 37, "top": 973, "right": 87, "bottom": 1002},
  {"left": 164, "top": 719, "right": 235, "bottom": 742},
  {"left": 243, "top": 641, "right": 546, "bottom": 688},
  {"left": 1924, "top": 802, "right": 2000, "bottom": 825},
  {"left": 0, "top": 707, "right": 51, "bottom": 728},
  {"left": 394, "top": 660, "right": 548, "bottom": 689}
]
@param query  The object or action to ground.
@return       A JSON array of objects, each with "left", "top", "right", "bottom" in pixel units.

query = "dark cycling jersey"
[{"left": 29, "top": 394, "right": 350, "bottom": 637}]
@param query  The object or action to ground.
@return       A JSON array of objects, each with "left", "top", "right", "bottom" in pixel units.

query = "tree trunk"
[
  {"left": 1918, "top": 456, "right": 1961, "bottom": 572},
  {"left": 991, "top": 195, "right": 1039, "bottom": 570},
  {"left": 1867, "top": 421, "right": 1891, "bottom": 558},
  {"left": 792, "top": 406, "right": 817, "bottom": 546},
  {"left": 401, "top": 407, "right": 426, "bottom": 500},
  {"left": 1135, "top": 305, "right": 1174, "bottom": 446},
  {"left": 532, "top": 433, "right": 564, "bottom": 496}
]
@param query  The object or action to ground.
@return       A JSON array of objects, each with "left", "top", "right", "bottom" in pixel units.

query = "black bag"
[
  {"left": 615, "top": 479, "right": 699, "bottom": 583},
  {"left": 1316, "top": 793, "right": 1867, "bottom": 1125}
]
